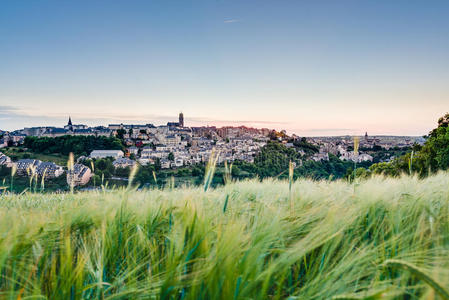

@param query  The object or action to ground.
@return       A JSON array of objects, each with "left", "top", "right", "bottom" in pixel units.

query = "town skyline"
[{"left": 0, "top": 112, "right": 433, "bottom": 138}]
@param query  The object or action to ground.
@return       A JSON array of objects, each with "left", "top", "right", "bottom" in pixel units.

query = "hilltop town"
[{"left": 0, "top": 113, "right": 423, "bottom": 188}]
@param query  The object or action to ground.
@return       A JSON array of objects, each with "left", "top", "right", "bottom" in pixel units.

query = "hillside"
[{"left": 1, "top": 173, "right": 449, "bottom": 299}]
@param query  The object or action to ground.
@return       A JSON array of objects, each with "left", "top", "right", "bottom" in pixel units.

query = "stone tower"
[{"left": 179, "top": 112, "right": 184, "bottom": 127}]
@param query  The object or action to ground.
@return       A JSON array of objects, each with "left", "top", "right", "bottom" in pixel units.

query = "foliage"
[
  {"left": 168, "top": 152, "right": 175, "bottom": 161},
  {"left": 116, "top": 129, "right": 126, "bottom": 140},
  {"left": 253, "top": 141, "right": 301, "bottom": 177},
  {"left": 295, "top": 154, "right": 353, "bottom": 180},
  {"left": 1, "top": 173, "right": 449, "bottom": 298},
  {"left": 291, "top": 137, "right": 319, "bottom": 155},
  {"left": 24, "top": 135, "right": 125, "bottom": 156},
  {"left": 369, "top": 113, "right": 449, "bottom": 177}
]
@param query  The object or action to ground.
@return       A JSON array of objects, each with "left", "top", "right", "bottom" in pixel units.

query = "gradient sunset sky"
[{"left": 1, "top": 0, "right": 448, "bottom": 135}]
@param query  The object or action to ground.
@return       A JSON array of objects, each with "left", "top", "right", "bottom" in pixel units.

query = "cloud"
[
  {"left": 224, "top": 18, "right": 239, "bottom": 23},
  {"left": 0, "top": 105, "right": 20, "bottom": 113},
  {"left": 287, "top": 127, "right": 359, "bottom": 137},
  {"left": 0, "top": 105, "right": 27, "bottom": 120},
  {"left": 305, "top": 128, "right": 355, "bottom": 133},
  {"left": 187, "top": 116, "right": 288, "bottom": 125}
]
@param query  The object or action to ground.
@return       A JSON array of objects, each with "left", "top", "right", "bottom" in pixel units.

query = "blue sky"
[{"left": 1, "top": 0, "right": 448, "bottom": 135}]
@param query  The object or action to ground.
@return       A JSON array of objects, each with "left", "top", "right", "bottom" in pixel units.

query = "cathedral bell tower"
[{"left": 179, "top": 112, "right": 184, "bottom": 127}]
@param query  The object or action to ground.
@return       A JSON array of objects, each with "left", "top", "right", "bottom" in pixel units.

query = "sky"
[{"left": 1, "top": 0, "right": 448, "bottom": 136}]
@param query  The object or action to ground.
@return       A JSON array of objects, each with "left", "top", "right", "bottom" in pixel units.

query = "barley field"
[{"left": 1, "top": 173, "right": 449, "bottom": 299}]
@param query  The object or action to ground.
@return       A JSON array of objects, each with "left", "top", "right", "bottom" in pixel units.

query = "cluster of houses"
[
  {"left": 134, "top": 137, "right": 266, "bottom": 168},
  {"left": 86, "top": 135, "right": 266, "bottom": 170},
  {"left": 0, "top": 152, "right": 91, "bottom": 186},
  {"left": 307, "top": 142, "right": 374, "bottom": 163},
  {"left": 305, "top": 133, "right": 424, "bottom": 163},
  {"left": 0, "top": 132, "right": 26, "bottom": 148}
]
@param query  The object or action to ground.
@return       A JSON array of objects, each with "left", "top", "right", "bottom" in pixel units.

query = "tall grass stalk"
[
  {"left": 27, "top": 165, "right": 37, "bottom": 192},
  {"left": 383, "top": 259, "right": 449, "bottom": 300},
  {"left": 67, "top": 152, "right": 75, "bottom": 193},
  {"left": 10, "top": 163, "right": 16, "bottom": 192},
  {"left": 152, "top": 170, "right": 157, "bottom": 185},
  {"left": 203, "top": 148, "right": 219, "bottom": 192},
  {"left": 353, "top": 136, "right": 359, "bottom": 182},
  {"left": 127, "top": 163, "right": 139, "bottom": 189},
  {"left": 224, "top": 161, "right": 233, "bottom": 185},
  {"left": 408, "top": 150, "right": 415, "bottom": 175},
  {"left": 40, "top": 168, "right": 47, "bottom": 192},
  {"left": 288, "top": 160, "right": 294, "bottom": 212},
  {"left": 90, "top": 160, "right": 96, "bottom": 187}
]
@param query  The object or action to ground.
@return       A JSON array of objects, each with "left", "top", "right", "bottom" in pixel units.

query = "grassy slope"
[
  {"left": 2, "top": 147, "right": 68, "bottom": 165},
  {"left": 1, "top": 173, "right": 449, "bottom": 299}
]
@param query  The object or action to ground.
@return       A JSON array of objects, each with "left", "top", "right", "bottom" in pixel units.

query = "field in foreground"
[{"left": 1, "top": 174, "right": 449, "bottom": 299}]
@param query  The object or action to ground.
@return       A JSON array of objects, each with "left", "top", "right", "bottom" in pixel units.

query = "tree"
[
  {"left": 369, "top": 162, "right": 399, "bottom": 177},
  {"left": 355, "top": 167, "right": 370, "bottom": 179},
  {"left": 154, "top": 158, "right": 161, "bottom": 171},
  {"left": 116, "top": 129, "right": 126, "bottom": 140},
  {"left": 429, "top": 112, "right": 449, "bottom": 138},
  {"left": 0, "top": 165, "right": 9, "bottom": 177},
  {"left": 114, "top": 167, "right": 131, "bottom": 178},
  {"left": 268, "top": 130, "right": 278, "bottom": 141},
  {"left": 191, "top": 166, "right": 203, "bottom": 177},
  {"left": 168, "top": 152, "right": 175, "bottom": 161},
  {"left": 231, "top": 165, "right": 241, "bottom": 177}
]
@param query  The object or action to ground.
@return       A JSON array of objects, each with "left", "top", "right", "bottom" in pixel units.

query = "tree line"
[{"left": 24, "top": 135, "right": 125, "bottom": 156}]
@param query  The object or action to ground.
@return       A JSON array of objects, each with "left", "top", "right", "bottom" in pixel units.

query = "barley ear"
[{"left": 383, "top": 259, "right": 449, "bottom": 300}]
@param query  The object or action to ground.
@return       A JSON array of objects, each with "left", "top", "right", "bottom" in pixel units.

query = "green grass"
[{"left": 1, "top": 172, "right": 449, "bottom": 299}]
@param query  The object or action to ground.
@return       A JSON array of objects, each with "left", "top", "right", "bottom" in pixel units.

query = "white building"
[
  {"left": 67, "top": 164, "right": 92, "bottom": 186},
  {"left": 339, "top": 152, "right": 373, "bottom": 163},
  {"left": 36, "top": 162, "right": 64, "bottom": 178},
  {"left": 113, "top": 157, "right": 137, "bottom": 168},
  {"left": 90, "top": 150, "right": 124, "bottom": 159},
  {"left": 127, "top": 146, "right": 139, "bottom": 156},
  {"left": 0, "top": 152, "right": 12, "bottom": 167},
  {"left": 172, "top": 157, "right": 184, "bottom": 168},
  {"left": 15, "top": 159, "right": 41, "bottom": 176},
  {"left": 160, "top": 159, "right": 171, "bottom": 169},
  {"left": 311, "top": 153, "right": 329, "bottom": 162}
]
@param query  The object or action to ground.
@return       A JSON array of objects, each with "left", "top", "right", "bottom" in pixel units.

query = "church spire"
[{"left": 68, "top": 116, "right": 72, "bottom": 126}]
